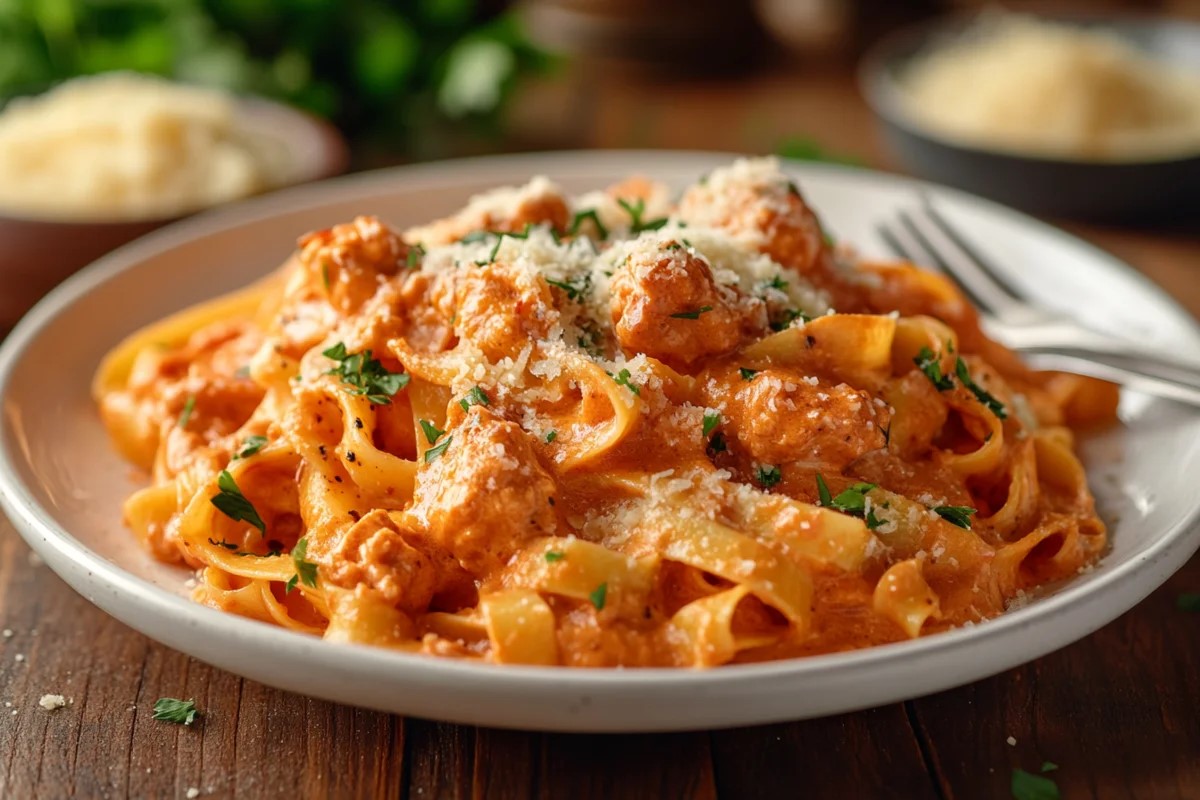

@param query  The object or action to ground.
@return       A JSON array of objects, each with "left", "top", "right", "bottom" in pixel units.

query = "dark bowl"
[
  {"left": 0, "top": 95, "right": 347, "bottom": 330},
  {"left": 859, "top": 14, "right": 1200, "bottom": 222}
]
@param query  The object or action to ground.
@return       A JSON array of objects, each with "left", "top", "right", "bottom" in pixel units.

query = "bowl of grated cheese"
[
  {"left": 860, "top": 13, "right": 1200, "bottom": 221},
  {"left": 0, "top": 72, "right": 347, "bottom": 330}
]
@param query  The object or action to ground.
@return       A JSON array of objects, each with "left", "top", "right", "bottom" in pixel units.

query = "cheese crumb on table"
[
  {"left": 38, "top": 694, "right": 67, "bottom": 711},
  {"left": 1006, "top": 735, "right": 1018, "bottom": 746}
]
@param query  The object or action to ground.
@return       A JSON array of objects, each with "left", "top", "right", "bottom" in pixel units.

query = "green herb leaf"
[
  {"left": 568, "top": 209, "right": 609, "bottom": 240},
  {"left": 764, "top": 275, "right": 789, "bottom": 292},
  {"left": 775, "top": 136, "right": 864, "bottom": 167},
  {"left": 233, "top": 435, "right": 268, "bottom": 460},
  {"left": 460, "top": 230, "right": 492, "bottom": 245},
  {"left": 769, "top": 309, "right": 809, "bottom": 332},
  {"left": 955, "top": 357, "right": 1008, "bottom": 419},
  {"left": 286, "top": 537, "right": 318, "bottom": 593},
  {"left": 702, "top": 411, "right": 721, "bottom": 437},
  {"left": 1041, "top": 762, "right": 1059, "bottom": 773},
  {"left": 459, "top": 385, "right": 490, "bottom": 412},
  {"left": 321, "top": 261, "right": 331, "bottom": 291},
  {"left": 933, "top": 505, "right": 976, "bottom": 530},
  {"left": 177, "top": 395, "right": 196, "bottom": 429},
  {"left": 406, "top": 244, "right": 425, "bottom": 269},
  {"left": 815, "top": 474, "right": 881, "bottom": 523},
  {"left": 323, "top": 342, "right": 410, "bottom": 405},
  {"left": 152, "top": 697, "right": 199, "bottom": 726},
  {"left": 418, "top": 419, "right": 445, "bottom": 445},
  {"left": 545, "top": 430, "right": 557, "bottom": 443},
  {"left": 589, "top": 582, "right": 608, "bottom": 610},
  {"left": 610, "top": 368, "right": 640, "bottom": 396},
  {"left": 545, "top": 276, "right": 590, "bottom": 302},
  {"left": 708, "top": 432, "right": 727, "bottom": 453},
  {"left": 816, "top": 473, "right": 834, "bottom": 507},
  {"left": 1011, "top": 767, "right": 1060, "bottom": 800},
  {"left": 424, "top": 435, "right": 452, "bottom": 463},
  {"left": 1177, "top": 593, "right": 1200, "bottom": 611},
  {"left": 211, "top": 471, "right": 266, "bottom": 536},
  {"left": 207, "top": 537, "right": 238, "bottom": 551},
  {"left": 755, "top": 464, "right": 782, "bottom": 488},
  {"left": 914, "top": 346, "right": 954, "bottom": 391},
  {"left": 739, "top": 368, "right": 758, "bottom": 381},
  {"left": 617, "top": 197, "right": 668, "bottom": 234},
  {"left": 544, "top": 551, "right": 565, "bottom": 563},
  {"left": 670, "top": 306, "right": 713, "bottom": 320}
]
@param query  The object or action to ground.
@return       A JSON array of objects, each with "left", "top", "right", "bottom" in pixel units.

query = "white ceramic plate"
[{"left": 2, "top": 151, "right": 1198, "bottom": 732}]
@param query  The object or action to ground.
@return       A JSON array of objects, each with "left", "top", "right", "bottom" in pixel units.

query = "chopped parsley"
[
  {"left": 207, "top": 537, "right": 238, "bottom": 551},
  {"left": 815, "top": 474, "right": 884, "bottom": 529},
  {"left": 764, "top": 275, "right": 789, "bottom": 292},
  {"left": 568, "top": 209, "right": 609, "bottom": 240},
  {"left": 769, "top": 309, "right": 809, "bottom": 332},
  {"left": 670, "top": 306, "right": 713, "bottom": 320},
  {"left": 233, "top": 435, "right": 268, "bottom": 460},
  {"left": 739, "top": 368, "right": 759, "bottom": 381},
  {"left": 775, "top": 136, "right": 865, "bottom": 167},
  {"left": 1041, "top": 762, "right": 1059, "bottom": 773},
  {"left": 544, "top": 551, "right": 565, "bottom": 563},
  {"left": 177, "top": 395, "right": 196, "bottom": 429},
  {"left": 152, "top": 697, "right": 199, "bottom": 725},
  {"left": 708, "top": 432, "right": 727, "bottom": 453},
  {"left": 914, "top": 347, "right": 954, "bottom": 391},
  {"left": 755, "top": 464, "right": 782, "bottom": 488},
  {"left": 933, "top": 505, "right": 976, "bottom": 530},
  {"left": 418, "top": 419, "right": 445, "bottom": 445},
  {"left": 424, "top": 435, "right": 452, "bottom": 462},
  {"left": 459, "top": 385, "right": 490, "bottom": 412},
  {"left": 545, "top": 275, "right": 590, "bottom": 302},
  {"left": 617, "top": 197, "right": 668, "bottom": 234},
  {"left": 545, "top": 430, "right": 557, "bottom": 443},
  {"left": 955, "top": 357, "right": 1008, "bottom": 419},
  {"left": 285, "top": 537, "right": 319, "bottom": 594},
  {"left": 459, "top": 230, "right": 491, "bottom": 245},
  {"left": 702, "top": 411, "right": 721, "bottom": 437},
  {"left": 1177, "top": 593, "right": 1200, "bottom": 611},
  {"left": 406, "top": 244, "right": 425, "bottom": 269},
  {"left": 589, "top": 582, "right": 608, "bottom": 610},
  {"left": 323, "top": 342, "right": 410, "bottom": 405},
  {"left": 610, "top": 368, "right": 641, "bottom": 396},
  {"left": 1011, "top": 767, "right": 1060, "bottom": 800},
  {"left": 211, "top": 471, "right": 265, "bottom": 536},
  {"left": 477, "top": 223, "right": 536, "bottom": 265}
]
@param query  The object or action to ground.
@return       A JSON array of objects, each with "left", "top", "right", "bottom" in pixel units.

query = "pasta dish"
[{"left": 93, "top": 158, "right": 1115, "bottom": 667}]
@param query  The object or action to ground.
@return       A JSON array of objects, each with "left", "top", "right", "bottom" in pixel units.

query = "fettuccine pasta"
[{"left": 94, "top": 158, "right": 1115, "bottom": 666}]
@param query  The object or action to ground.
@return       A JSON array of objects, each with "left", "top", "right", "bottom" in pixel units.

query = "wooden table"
[{"left": 2, "top": 63, "right": 1198, "bottom": 799}]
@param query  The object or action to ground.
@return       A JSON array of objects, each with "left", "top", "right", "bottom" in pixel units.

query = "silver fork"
[{"left": 877, "top": 198, "right": 1200, "bottom": 408}]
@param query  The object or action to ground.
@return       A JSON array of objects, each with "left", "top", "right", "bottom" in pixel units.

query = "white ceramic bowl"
[{"left": 0, "top": 151, "right": 1197, "bottom": 732}]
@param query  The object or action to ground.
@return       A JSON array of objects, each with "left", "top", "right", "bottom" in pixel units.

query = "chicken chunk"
[
  {"left": 609, "top": 241, "right": 766, "bottom": 367},
  {"left": 454, "top": 261, "right": 558, "bottom": 360},
  {"left": 410, "top": 408, "right": 558, "bottom": 576},
  {"left": 297, "top": 215, "right": 413, "bottom": 316}
]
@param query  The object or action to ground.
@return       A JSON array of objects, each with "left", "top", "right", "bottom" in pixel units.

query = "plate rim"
[{"left": 1, "top": 149, "right": 1198, "bottom": 727}]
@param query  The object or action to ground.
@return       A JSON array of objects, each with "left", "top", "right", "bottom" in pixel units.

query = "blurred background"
[{"left": 1, "top": 0, "right": 1198, "bottom": 327}]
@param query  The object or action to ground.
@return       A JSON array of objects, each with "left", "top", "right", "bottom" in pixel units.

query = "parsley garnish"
[
  {"left": 323, "top": 342, "right": 410, "bottom": 405},
  {"left": 418, "top": 419, "right": 445, "bottom": 445},
  {"left": 933, "top": 505, "right": 976, "bottom": 530},
  {"left": 233, "top": 435, "right": 267, "bottom": 460},
  {"left": 589, "top": 582, "right": 608, "bottom": 610},
  {"left": 207, "top": 537, "right": 238, "bottom": 551},
  {"left": 1011, "top": 767, "right": 1060, "bottom": 800},
  {"left": 211, "top": 471, "right": 265, "bottom": 536},
  {"left": 177, "top": 395, "right": 196, "bottom": 429},
  {"left": 755, "top": 464, "right": 782, "bottom": 488},
  {"left": 568, "top": 209, "right": 609, "bottom": 240},
  {"left": 955, "top": 357, "right": 1008, "bottom": 419},
  {"left": 406, "top": 244, "right": 425, "bottom": 269},
  {"left": 459, "top": 385, "right": 490, "bottom": 412},
  {"left": 545, "top": 276, "right": 590, "bottom": 302},
  {"left": 815, "top": 474, "right": 884, "bottom": 529},
  {"left": 769, "top": 309, "right": 809, "bottom": 332},
  {"left": 545, "top": 430, "right": 557, "bottom": 443},
  {"left": 702, "top": 411, "right": 721, "bottom": 437},
  {"left": 424, "top": 435, "right": 452, "bottom": 462},
  {"left": 152, "top": 697, "right": 199, "bottom": 725},
  {"left": 1177, "top": 593, "right": 1200, "bottom": 611},
  {"left": 460, "top": 230, "right": 491, "bottom": 244},
  {"left": 765, "top": 275, "right": 789, "bottom": 292},
  {"left": 285, "top": 537, "right": 318, "bottom": 594},
  {"left": 475, "top": 223, "right": 536, "bottom": 265},
  {"left": 544, "top": 551, "right": 565, "bottom": 563},
  {"left": 670, "top": 306, "right": 713, "bottom": 320},
  {"left": 775, "top": 136, "right": 864, "bottom": 167},
  {"left": 617, "top": 197, "right": 668, "bottom": 234},
  {"left": 739, "top": 368, "right": 758, "bottom": 381},
  {"left": 320, "top": 261, "right": 331, "bottom": 291},
  {"left": 914, "top": 347, "right": 954, "bottom": 391},
  {"left": 708, "top": 432, "right": 727, "bottom": 453},
  {"left": 610, "top": 368, "right": 640, "bottom": 396},
  {"left": 1041, "top": 762, "right": 1059, "bottom": 773}
]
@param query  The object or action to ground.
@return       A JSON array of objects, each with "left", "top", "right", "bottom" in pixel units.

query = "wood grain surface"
[{"left": 2, "top": 61, "right": 1198, "bottom": 800}]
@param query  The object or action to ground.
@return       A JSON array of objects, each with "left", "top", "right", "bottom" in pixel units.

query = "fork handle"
[{"left": 1021, "top": 346, "right": 1200, "bottom": 408}]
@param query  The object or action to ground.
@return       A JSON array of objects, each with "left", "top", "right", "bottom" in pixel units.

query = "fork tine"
[
  {"left": 876, "top": 222, "right": 920, "bottom": 264},
  {"left": 896, "top": 209, "right": 995, "bottom": 313},
  {"left": 919, "top": 197, "right": 1029, "bottom": 301},
  {"left": 901, "top": 205, "right": 1019, "bottom": 315}
]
